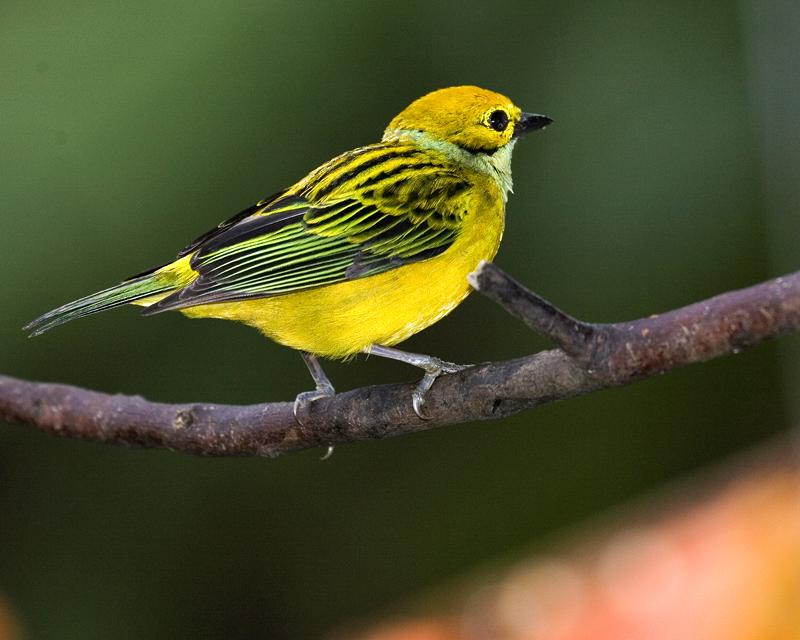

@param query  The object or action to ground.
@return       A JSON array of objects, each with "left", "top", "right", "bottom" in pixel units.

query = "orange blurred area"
[
  {"left": 0, "top": 592, "right": 21, "bottom": 640},
  {"left": 346, "top": 439, "right": 800, "bottom": 640}
]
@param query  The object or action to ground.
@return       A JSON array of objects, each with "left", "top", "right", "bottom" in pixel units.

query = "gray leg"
[
  {"left": 365, "top": 344, "right": 470, "bottom": 419},
  {"left": 294, "top": 351, "right": 335, "bottom": 423}
]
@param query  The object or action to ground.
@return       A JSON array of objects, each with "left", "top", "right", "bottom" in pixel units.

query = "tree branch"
[{"left": 3, "top": 262, "right": 800, "bottom": 458}]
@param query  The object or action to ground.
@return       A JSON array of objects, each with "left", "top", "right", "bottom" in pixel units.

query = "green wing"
[{"left": 145, "top": 145, "right": 470, "bottom": 313}]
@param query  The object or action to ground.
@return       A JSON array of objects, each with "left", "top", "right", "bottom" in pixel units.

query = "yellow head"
[{"left": 383, "top": 86, "right": 551, "bottom": 154}]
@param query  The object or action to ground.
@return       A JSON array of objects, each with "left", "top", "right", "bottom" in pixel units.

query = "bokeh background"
[{"left": 1, "top": 1, "right": 799, "bottom": 638}]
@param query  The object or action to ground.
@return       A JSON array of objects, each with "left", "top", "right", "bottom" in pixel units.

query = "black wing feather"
[{"left": 142, "top": 144, "right": 470, "bottom": 315}]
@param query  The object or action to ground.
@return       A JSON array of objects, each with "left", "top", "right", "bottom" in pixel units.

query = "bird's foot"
[
  {"left": 365, "top": 344, "right": 471, "bottom": 420},
  {"left": 412, "top": 358, "right": 471, "bottom": 420},
  {"left": 294, "top": 352, "right": 336, "bottom": 425},
  {"left": 293, "top": 384, "right": 335, "bottom": 424},
  {"left": 294, "top": 386, "right": 336, "bottom": 426}
]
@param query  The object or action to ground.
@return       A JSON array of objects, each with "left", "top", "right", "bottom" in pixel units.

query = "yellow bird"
[{"left": 26, "top": 86, "right": 551, "bottom": 419}]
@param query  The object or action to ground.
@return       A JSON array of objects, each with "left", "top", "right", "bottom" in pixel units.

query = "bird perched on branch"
[{"left": 26, "top": 86, "right": 551, "bottom": 419}]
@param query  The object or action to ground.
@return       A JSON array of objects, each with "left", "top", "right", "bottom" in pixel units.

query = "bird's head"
[{"left": 383, "top": 86, "right": 551, "bottom": 155}]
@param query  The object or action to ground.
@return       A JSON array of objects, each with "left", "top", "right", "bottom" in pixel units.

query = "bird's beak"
[{"left": 513, "top": 113, "right": 553, "bottom": 138}]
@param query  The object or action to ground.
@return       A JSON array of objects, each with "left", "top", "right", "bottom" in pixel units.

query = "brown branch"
[{"left": 3, "top": 262, "right": 800, "bottom": 458}]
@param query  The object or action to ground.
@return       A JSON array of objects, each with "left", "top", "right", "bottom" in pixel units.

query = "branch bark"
[{"left": 3, "top": 262, "right": 800, "bottom": 458}]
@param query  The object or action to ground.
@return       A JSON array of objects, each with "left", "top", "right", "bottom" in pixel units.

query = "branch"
[{"left": 3, "top": 262, "right": 800, "bottom": 458}]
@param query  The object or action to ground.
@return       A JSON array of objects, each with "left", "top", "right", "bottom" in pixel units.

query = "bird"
[{"left": 25, "top": 86, "right": 551, "bottom": 420}]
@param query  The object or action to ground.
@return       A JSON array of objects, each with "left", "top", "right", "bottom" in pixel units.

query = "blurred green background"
[{"left": 1, "top": 1, "right": 798, "bottom": 638}]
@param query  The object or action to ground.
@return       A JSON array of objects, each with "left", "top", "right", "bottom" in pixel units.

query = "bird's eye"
[{"left": 487, "top": 110, "right": 509, "bottom": 132}]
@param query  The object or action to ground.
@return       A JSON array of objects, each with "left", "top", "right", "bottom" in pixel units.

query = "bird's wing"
[{"left": 144, "top": 148, "right": 471, "bottom": 313}]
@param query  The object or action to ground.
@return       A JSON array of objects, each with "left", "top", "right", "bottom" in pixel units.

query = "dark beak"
[{"left": 513, "top": 113, "right": 553, "bottom": 138}]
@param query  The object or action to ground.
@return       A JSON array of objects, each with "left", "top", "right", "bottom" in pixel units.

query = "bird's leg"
[
  {"left": 294, "top": 351, "right": 335, "bottom": 423},
  {"left": 364, "top": 344, "right": 471, "bottom": 420}
]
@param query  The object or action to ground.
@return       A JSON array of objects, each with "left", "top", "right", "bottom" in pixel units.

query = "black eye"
[{"left": 487, "top": 110, "right": 509, "bottom": 132}]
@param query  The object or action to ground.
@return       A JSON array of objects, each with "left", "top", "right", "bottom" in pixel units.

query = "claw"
[
  {"left": 320, "top": 445, "right": 335, "bottom": 460},
  {"left": 293, "top": 387, "right": 334, "bottom": 425},
  {"left": 412, "top": 372, "right": 437, "bottom": 420}
]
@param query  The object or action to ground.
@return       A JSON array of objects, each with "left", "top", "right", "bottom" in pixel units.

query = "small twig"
[
  {"left": 467, "top": 263, "right": 595, "bottom": 360},
  {"left": 3, "top": 262, "right": 800, "bottom": 457}
]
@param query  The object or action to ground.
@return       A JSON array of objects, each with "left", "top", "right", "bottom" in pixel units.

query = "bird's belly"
[{"left": 181, "top": 204, "right": 504, "bottom": 359}]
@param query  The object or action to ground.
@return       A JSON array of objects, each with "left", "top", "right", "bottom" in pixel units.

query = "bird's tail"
[{"left": 24, "top": 266, "right": 188, "bottom": 337}]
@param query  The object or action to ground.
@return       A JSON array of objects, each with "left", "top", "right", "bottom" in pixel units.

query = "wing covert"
[{"left": 144, "top": 144, "right": 472, "bottom": 314}]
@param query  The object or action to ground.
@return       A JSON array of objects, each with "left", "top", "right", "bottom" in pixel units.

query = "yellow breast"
[{"left": 179, "top": 183, "right": 505, "bottom": 359}]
